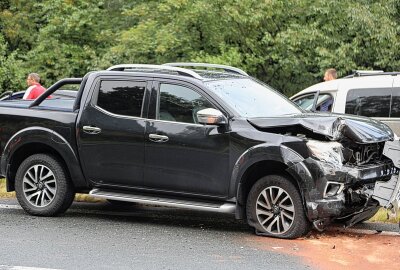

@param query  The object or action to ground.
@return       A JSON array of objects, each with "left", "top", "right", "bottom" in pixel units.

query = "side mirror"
[{"left": 196, "top": 108, "right": 227, "bottom": 125}]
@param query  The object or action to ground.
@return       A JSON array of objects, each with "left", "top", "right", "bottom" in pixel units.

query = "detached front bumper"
[
  {"left": 299, "top": 157, "right": 398, "bottom": 228},
  {"left": 282, "top": 143, "right": 400, "bottom": 229},
  {"left": 372, "top": 175, "right": 400, "bottom": 209},
  {"left": 372, "top": 140, "right": 400, "bottom": 211}
]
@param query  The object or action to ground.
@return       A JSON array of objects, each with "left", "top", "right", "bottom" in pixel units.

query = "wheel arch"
[
  {"left": 1, "top": 127, "right": 87, "bottom": 192},
  {"left": 230, "top": 144, "right": 313, "bottom": 219}
]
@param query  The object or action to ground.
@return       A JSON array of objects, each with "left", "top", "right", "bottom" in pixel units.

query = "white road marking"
[
  {"left": 0, "top": 265, "right": 61, "bottom": 270},
  {"left": 0, "top": 204, "right": 22, "bottom": 210},
  {"left": 0, "top": 202, "right": 138, "bottom": 216}
]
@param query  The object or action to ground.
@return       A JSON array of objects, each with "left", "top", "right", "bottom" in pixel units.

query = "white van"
[{"left": 291, "top": 71, "right": 400, "bottom": 135}]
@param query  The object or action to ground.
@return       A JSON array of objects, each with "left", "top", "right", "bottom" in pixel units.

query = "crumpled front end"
[
  {"left": 282, "top": 139, "right": 400, "bottom": 231},
  {"left": 249, "top": 113, "right": 399, "bottom": 230}
]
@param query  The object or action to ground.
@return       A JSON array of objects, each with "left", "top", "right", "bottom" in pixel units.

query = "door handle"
[
  {"left": 149, "top": 134, "right": 169, "bottom": 143},
  {"left": 82, "top": 126, "right": 102, "bottom": 134}
]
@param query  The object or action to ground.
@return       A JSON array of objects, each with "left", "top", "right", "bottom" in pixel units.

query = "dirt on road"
[{"left": 246, "top": 229, "right": 400, "bottom": 270}]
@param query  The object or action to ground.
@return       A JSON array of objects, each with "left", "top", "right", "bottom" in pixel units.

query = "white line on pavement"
[
  {"left": 0, "top": 204, "right": 22, "bottom": 210},
  {"left": 0, "top": 265, "right": 61, "bottom": 270},
  {"left": 0, "top": 202, "right": 137, "bottom": 216}
]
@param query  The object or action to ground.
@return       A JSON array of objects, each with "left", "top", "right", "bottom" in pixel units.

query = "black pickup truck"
[{"left": 1, "top": 63, "right": 399, "bottom": 239}]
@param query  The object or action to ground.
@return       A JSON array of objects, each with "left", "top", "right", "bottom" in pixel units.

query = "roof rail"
[
  {"left": 344, "top": 70, "right": 400, "bottom": 78},
  {"left": 107, "top": 64, "right": 202, "bottom": 79},
  {"left": 163, "top": 62, "right": 249, "bottom": 76}
]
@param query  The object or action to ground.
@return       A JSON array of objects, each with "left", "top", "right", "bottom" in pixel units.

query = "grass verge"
[
  {"left": 0, "top": 178, "right": 15, "bottom": 198},
  {"left": 0, "top": 178, "right": 103, "bottom": 203},
  {"left": 0, "top": 178, "right": 399, "bottom": 222},
  {"left": 369, "top": 208, "right": 400, "bottom": 223}
]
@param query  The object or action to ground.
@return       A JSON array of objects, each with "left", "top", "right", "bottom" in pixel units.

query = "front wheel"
[
  {"left": 246, "top": 175, "right": 310, "bottom": 239},
  {"left": 15, "top": 154, "right": 75, "bottom": 216}
]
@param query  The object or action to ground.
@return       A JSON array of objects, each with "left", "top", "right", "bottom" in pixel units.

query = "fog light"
[{"left": 324, "top": 182, "right": 344, "bottom": 197}]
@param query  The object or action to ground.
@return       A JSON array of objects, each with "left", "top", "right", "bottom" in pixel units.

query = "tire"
[
  {"left": 15, "top": 154, "right": 75, "bottom": 216},
  {"left": 246, "top": 175, "right": 311, "bottom": 239}
]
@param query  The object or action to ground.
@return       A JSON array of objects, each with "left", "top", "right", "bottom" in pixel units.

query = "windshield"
[{"left": 205, "top": 78, "right": 301, "bottom": 117}]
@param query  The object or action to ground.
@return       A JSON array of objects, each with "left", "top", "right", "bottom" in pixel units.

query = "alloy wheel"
[
  {"left": 22, "top": 164, "right": 57, "bottom": 207},
  {"left": 256, "top": 186, "right": 295, "bottom": 234}
]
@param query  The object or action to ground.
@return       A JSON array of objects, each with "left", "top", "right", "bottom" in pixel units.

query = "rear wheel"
[
  {"left": 15, "top": 154, "right": 75, "bottom": 216},
  {"left": 246, "top": 175, "right": 310, "bottom": 239}
]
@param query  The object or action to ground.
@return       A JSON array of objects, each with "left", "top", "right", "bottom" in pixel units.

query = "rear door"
[
  {"left": 77, "top": 76, "right": 151, "bottom": 188},
  {"left": 144, "top": 80, "right": 230, "bottom": 198}
]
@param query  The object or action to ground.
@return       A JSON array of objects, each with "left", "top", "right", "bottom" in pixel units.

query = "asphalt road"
[{"left": 0, "top": 198, "right": 314, "bottom": 270}]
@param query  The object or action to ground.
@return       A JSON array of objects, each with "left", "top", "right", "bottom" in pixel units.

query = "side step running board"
[{"left": 89, "top": 189, "right": 236, "bottom": 214}]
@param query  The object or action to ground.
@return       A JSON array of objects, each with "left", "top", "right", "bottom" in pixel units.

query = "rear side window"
[
  {"left": 345, "top": 88, "right": 391, "bottom": 117},
  {"left": 97, "top": 80, "right": 146, "bottom": 117}
]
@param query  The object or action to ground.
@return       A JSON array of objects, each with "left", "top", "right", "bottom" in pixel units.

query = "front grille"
[{"left": 344, "top": 142, "right": 384, "bottom": 166}]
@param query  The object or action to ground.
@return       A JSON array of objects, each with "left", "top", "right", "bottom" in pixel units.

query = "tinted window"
[
  {"left": 97, "top": 80, "right": 146, "bottom": 117},
  {"left": 345, "top": 88, "right": 391, "bottom": 117},
  {"left": 159, "top": 84, "right": 214, "bottom": 124},
  {"left": 391, "top": 88, "right": 400, "bottom": 117}
]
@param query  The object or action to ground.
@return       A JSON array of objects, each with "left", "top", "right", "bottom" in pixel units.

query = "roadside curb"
[
  {"left": 2, "top": 200, "right": 400, "bottom": 236},
  {"left": 327, "top": 225, "right": 400, "bottom": 236}
]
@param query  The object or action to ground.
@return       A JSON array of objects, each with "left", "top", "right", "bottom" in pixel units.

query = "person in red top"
[{"left": 23, "top": 73, "right": 46, "bottom": 100}]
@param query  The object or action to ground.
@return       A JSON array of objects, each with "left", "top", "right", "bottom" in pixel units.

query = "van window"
[
  {"left": 345, "top": 88, "right": 391, "bottom": 117},
  {"left": 293, "top": 93, "right": 333, "bottom": 112},
  {"left": 390, "top": 88, "right": 400, "bottom": 117}
]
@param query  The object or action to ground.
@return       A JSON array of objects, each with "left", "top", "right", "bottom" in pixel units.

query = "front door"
[
  {"left": 144, "top": 81, "right": 230, "bottom": 198},
  {"left": 77, "top": 77, "right": 150, "bottom": 188}
]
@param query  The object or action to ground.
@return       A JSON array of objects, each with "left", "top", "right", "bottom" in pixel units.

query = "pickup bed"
[{"left": 1, "top": 63, "right": 399, "bottom": 239}]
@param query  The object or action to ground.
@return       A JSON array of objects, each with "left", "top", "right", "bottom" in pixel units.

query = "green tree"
[
  {"left": 1, "top": 0, "right": 140, "bottom": 89},
  {"left": 106, "top": 0, "right": 400, "bottom": 95},
  {"left": 0, "top": 34, "right": 25, "bottom": 92},
  {"left": 1, "top": 0, "right": 400, "bottom": 95},
  {"left": 0, "top": 1, "right": 47, "bottom": 53}
]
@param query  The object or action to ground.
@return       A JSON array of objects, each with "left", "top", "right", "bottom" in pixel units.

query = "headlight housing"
[{"left": 306, "top": 140, "right": 344, "bottom": 168}]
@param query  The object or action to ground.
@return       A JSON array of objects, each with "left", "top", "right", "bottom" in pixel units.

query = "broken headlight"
[{"left": 306, "top": 140, "right": 344, "bottom": 168}]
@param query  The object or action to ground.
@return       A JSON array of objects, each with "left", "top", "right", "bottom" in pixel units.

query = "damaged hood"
[{"left": 248, "top": 113, "right": 394, "bottom": 143}]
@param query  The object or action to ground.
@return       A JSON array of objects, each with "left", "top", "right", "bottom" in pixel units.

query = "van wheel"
[
  {"left": 246, "top": 175, "right": 310, "bottom": 239},
  {"left": 15, "top": 154, "right": 75, "bottom": 216}
]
